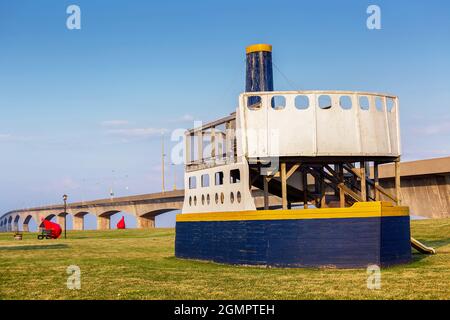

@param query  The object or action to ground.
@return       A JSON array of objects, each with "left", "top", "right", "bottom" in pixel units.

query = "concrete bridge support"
[
  {"left": 57, "top": 214, "right": 66, "bottom": 231},
  {"left": 137, "top": 216, "right": 155, "bottom": 229},
  {"left": 73, "top": 214, "right": 84, "bottom": 231},
  {"left": 97, "top": 215, "right": 110, "bottom": 230}
]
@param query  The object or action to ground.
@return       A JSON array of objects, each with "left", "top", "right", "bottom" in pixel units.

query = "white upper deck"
[{"left": 237, "top": 90, "right": 401, "bottom": 159}]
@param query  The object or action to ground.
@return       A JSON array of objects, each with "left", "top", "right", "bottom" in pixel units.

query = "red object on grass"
[
  {"left": 117, "top": 216, "right": 126, "bottom": 229},
  {"left": 40, "top": 219, "right": 62, "bottom": 239}
]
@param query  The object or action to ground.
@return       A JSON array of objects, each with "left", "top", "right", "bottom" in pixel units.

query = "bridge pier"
[
  {"left": 73, "top": 215, "right": 84, "bottom": 230},
  {"left": 57, "top": 215, "right": 66, "bottom": 231},
  {"left": 23, "top": 224, "right": 29, "bottom": 232},
  {"left": 137, "top": 216, "right": 155, "bottom": 229},
  {"left": 97, "top": 216, "right": 110, "bottom": 230}
]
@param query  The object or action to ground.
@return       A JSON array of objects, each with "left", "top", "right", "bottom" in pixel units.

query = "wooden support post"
[
  {"left": 374, "top": 162, "right": 380, "bottom": 201},
  {"left": 303, "top": 171, "right": 308, "bottom": 209},
  {"left": 263, "top": 176, "right": 269, "bottom": 210},
  {"left": 320, "top": 173, "right": 327, "bottom": 208},
  {"left": 338, "top": 164, "right": 345, "bottom": 208},
  {"left": 395, "top": 160, "right": 401, "bottom": 205},
  {"left": 360, "top": 161, "right": 367, "bottom": 202},
  {"left": 281, "top": 162, "right": 288, "bottom": 210}
]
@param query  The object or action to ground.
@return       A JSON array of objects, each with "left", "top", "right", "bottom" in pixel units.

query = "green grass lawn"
[{"left": 1, "top": 219, "right": 449, "bottom": 300}]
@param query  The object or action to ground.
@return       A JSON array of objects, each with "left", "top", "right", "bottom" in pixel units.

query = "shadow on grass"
[
  {"left": 417, "top": 237, "right": 450, "bottom": 249},
  {"left": 0, "top": 244, "right": 69, "bottom": 251},
  {"left": 409, "top": 237, "right": 450, "bottom": 264}
]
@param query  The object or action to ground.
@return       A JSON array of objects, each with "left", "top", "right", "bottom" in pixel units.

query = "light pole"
[
  {"left": 171, "top": 162, "right": 177, "bottom": 191},
  {"left": 161, "top": 133, "right": 166, "bottom": 193},
  {"left": 63, "top": 194, "right": 68, "bottom": 239}
]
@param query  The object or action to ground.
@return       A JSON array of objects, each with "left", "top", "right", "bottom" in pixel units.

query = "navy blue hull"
[{"left": 175, "top": 216, "right": 411, "bottom": 268}]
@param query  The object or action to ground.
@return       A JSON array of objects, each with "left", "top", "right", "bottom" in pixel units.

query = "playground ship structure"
[{"left": 175, "top": 44, "right": 434, "bottom": 268}]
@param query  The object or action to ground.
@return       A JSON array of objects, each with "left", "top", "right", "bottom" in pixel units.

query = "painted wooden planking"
[{"left": 175, "top": 216, "right": 411, "bottom": 268}]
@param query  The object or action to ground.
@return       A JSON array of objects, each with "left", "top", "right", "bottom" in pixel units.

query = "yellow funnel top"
[{"left": 246, "top": 44, "right": 272, "bottom": 54}]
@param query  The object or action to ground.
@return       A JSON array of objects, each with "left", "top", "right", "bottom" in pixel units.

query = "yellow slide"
[{"left": 411, "top": 237, "right": 436, "bottom": 254}]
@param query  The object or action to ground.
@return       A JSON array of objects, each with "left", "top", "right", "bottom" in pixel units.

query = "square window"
[
  {"left": 230, "top": 169, "right": 240, "bottom": 183},
  {"left": 339, "top": 96, "right": 352, "bottom": 110},
  {"left": 359, "top": 96, "right": 370, "bottom": 110},
  {"left": 295, "top": 95, "right": 309, "bottom": 109},
  {"left": 201, "top": 174, "right": 209, "bottom": 187},
  {"left": 271, "top": 95, "right": 286, "bottom": 110},
  {"left": 215, "top": 172, "right": 224, "bottom": 185},
  {"left": 247, "top": 96, "right": 262, "bottom": 110},
  {"left": 189, "top": 176, "right": 197, "bottom": 189},
  {"left": 318, "top": 95, "right": 332, "bottom": 109}
]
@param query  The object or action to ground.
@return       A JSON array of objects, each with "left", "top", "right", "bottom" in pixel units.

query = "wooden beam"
[
  {"left": 263, "top": 176, "right": 269, "bottom": 210},
  {"left": 338, "top": 165, "right": 345, "bottom": 207},
  {"left": 395, "top": 160, "right": 401, "bottom": 205},
  {"left": 338, "top": 183, "right": 363, "bottom": 202},
  {"left": 303, "top": 172, "right": 308, "bottom": 209},
  {"left": 320, "top": 175, "right": 327, "bottom": 208},
  {"left": 377, "top": 184, "right": 397, "bottom": 202},
  {"left": 360, "top": 162, "right": 367, "bottom": 201},
  {"left": 266, "top": 171, "right": 280, "bottom": 183},
  {"left": 374, "top": 162, "right": 380, "bottom": 201},
  {"left": 344, "top": 162, "right": 397, "bottom": 203},
  {"left": 281, "top": 162, "right": 288, "bottom": 210},
  {"left": 286, "top": 164, "right": 301, "bottom": 180}
]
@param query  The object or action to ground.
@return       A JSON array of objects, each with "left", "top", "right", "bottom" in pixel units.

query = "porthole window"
[
  {"left": 230, "top": 192, "right": 235, "bottom": 204},
  {"left": 201, "top": 194, "right": 205, "bottom": 205},
  {"left": 220, "top": 192, "right": 225, "bottom": 204},
  {"left": 193, "top": 196, "right": 197, "bottom": 206},
  {"left": 375, "top": 97, "right": 384, "bottom": 111},
  {"left": 189, "top": 196, "right": 192, "bottom": 206},
  {"left": 215, "top": 193, "right": 219, "bottom": 204},
  {"left": 247, "top": 96, "right": 262, "bottom": 110},
  {"left": 237, "top": 191, "right": 242, "bottom": 203},
  {"left": 207, "top": 194, "right": 211, "bottom": 205},
  {"left": 339, "top": 96, "right": 352, "bottom": 110},
  {"left": 387, "top": 97, "right": 395, "bottom": 112},
  {"left": 318, "top": 95, "right": 332, "bottom": 109},
  {"left": 295, "top": 95, "right": 309, "bottom": 109},
  {"left": 359, "top": 96, "right": 370, "bottom": 110},
  {"left": 271, "top": 96, "right": 286, "bottom": 110}
]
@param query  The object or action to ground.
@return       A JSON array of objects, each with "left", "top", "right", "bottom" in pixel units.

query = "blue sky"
[{"left": 0, "top": 0, "right": 449, "bottom": 223}]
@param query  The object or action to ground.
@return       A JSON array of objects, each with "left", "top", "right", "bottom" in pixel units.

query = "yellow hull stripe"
[{"left": 176, "top": 201, "right": 409, "bottom": 222}]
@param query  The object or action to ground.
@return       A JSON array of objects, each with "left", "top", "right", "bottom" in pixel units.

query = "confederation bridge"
[{"left": 1, "top": 157, "right": 449, "bottom": 232}]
